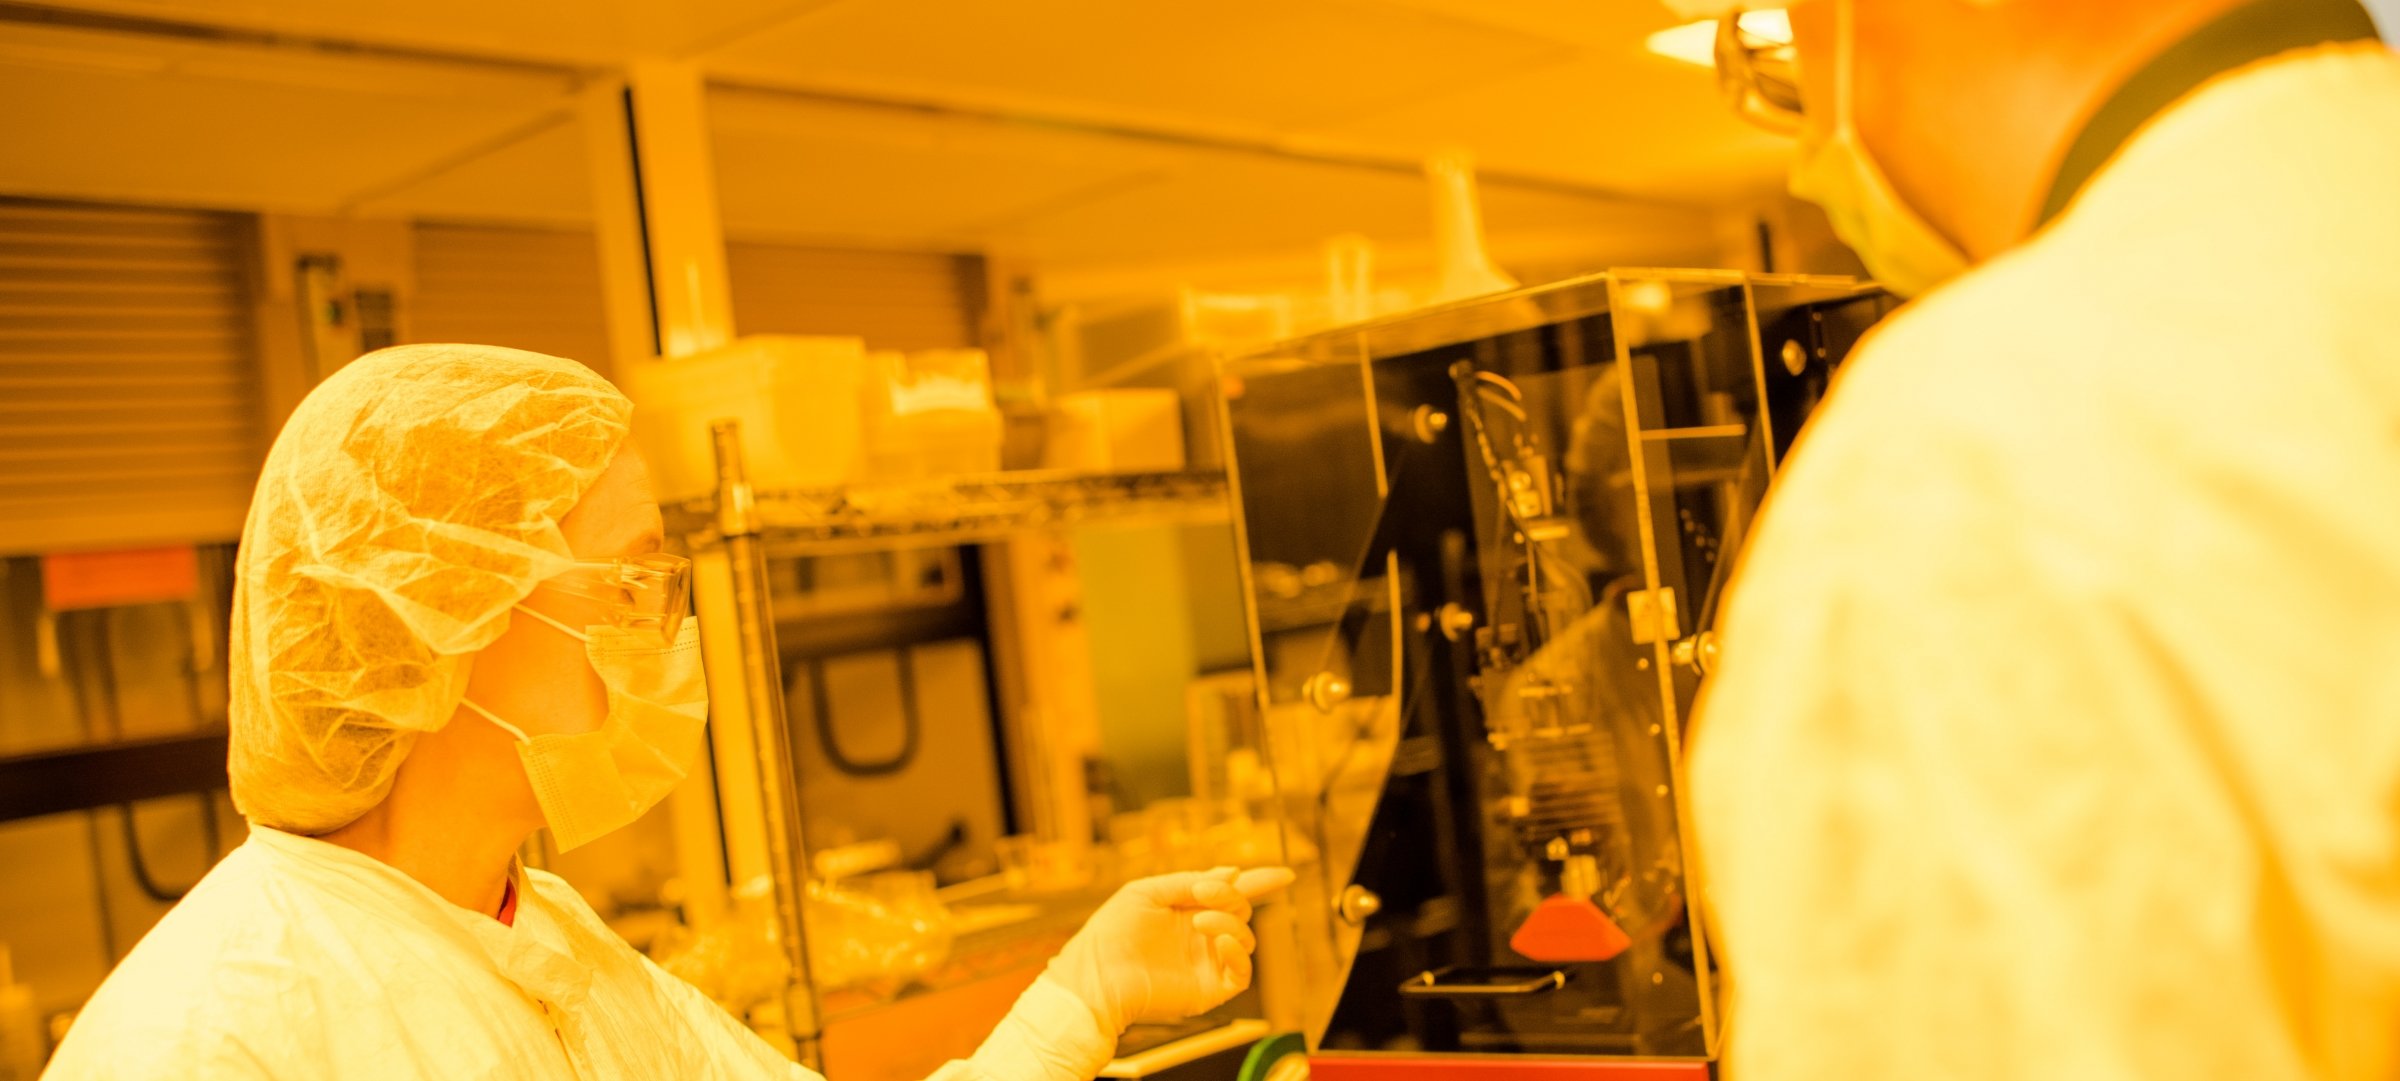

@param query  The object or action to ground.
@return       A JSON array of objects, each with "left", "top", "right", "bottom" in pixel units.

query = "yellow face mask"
[
  {"left": 1786, "top": 0, "right": 1971, "bottom": 297},
  {"left": 464, "top": 608, "right": 708, "bottom": 853}
]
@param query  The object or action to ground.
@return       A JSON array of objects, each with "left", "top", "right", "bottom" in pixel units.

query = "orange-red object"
[
  {"left": 1510, "top": 894, "right": 1632, "bottom": 963},
  {"left": 40, "top": 546, "right": 200, "bottom": 611},
  {"left": 1310, "top": 1055, "right": 1704, "bottom": 1080}
]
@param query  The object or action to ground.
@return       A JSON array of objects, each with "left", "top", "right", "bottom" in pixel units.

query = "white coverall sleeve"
[
  {"left": 949, "top": 974, "right": 1121, "bottom": 1081},
  {"left": 35, "top": 1006, "right": 283, "bottom": 1081},
  {"left": 637, "top": 952, "right": 820, "bottom": 1080}
]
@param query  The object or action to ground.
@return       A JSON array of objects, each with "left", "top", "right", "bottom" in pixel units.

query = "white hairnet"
[
  {"left": 1660, "top": 0, "right": 1786, "bottom": 18},
  {"left": 1660, "top": 0, "right": 2007, "bottom": 18},
  {"left": 228, "top": 343, "right": 633, "bottom": 835}
]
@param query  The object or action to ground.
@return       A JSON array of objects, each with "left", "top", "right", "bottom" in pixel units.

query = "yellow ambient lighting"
[{"left": 1645, "top": 10, "right": 1791, "bottom": 68}]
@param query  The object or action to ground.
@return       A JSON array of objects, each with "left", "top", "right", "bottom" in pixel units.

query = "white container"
[
  {"left": 862, "top": 349, "right": 1004, "bottom": 480},
  {"left": 619, "top": 335, "right": 867, "bottom": 501},
  {"left": 1044, "top": 389, "right": 1186, "bottom": 473}
]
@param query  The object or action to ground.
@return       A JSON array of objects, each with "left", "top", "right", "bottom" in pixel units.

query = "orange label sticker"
[{"left": 41, "top": 546, "right": 201, "bottom": 611}]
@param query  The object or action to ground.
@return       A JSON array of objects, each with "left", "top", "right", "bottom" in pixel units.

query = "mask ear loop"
[
  {"left": 512, "top": 602, "right": 593, "bottom": 642},
  {"left": 460, "top": 696, "right": 533, "bottom": 742},
  {"left": 461, "top": 602, "right": 595, "bottom": 740}
]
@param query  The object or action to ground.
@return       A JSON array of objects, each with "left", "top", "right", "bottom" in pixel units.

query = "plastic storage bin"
[
  {"left": 862, "top": 348, "right": 1004, "bottom": 480},
  {"left": 1043, "top": 389, "right": 1186, "bottom": 473},
  {"left": 619, "top": 335, "right": 867, "bottom": 502}
]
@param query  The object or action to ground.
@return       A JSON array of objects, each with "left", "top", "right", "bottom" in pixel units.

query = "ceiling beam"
[
  {"left": 707, "top": 77, "right": 1702, "bottom": 210},
  {"left": 0, "top": 1, "right": 595, "bottom": 79},
  {"left": 334, "top": 108, "right": 577, "bottom": 215}
]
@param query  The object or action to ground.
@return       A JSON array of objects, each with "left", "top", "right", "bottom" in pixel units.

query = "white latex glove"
[
  {"left": 1046, "top": 866, "right": 1296, "bottom": 1033},
  {"left": 968, "top": 976, "right": 1123, "bottom": 1081}
]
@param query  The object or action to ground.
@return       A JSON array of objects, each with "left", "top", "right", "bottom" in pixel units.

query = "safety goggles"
[
  {"left": 536, "top": 552, "right": 692, "bottom": 645},
  {"left": 1715, "top": 11, "right": 1805, "bottom": 135}
]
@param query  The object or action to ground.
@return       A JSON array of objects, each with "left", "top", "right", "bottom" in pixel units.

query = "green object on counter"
[{"left": 1234, "top": 1033, "right": 1305, "bottom": 1081}]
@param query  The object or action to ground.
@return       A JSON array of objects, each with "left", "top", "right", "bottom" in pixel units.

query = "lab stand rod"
[{"left": 711, "top": 419, "right": 824, "bottom": 1069}]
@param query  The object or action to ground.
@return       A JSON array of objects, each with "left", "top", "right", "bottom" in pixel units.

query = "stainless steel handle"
[{"left": 1396, "top": 966, "right": 1569, "bottom": 999}]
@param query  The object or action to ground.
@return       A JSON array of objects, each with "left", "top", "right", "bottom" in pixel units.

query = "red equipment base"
[{"left": 1308, "top": 1055, "right": 1709, "bottom": 1081}]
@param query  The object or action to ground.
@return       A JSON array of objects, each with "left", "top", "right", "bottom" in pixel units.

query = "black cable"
[
  {"left": 179, "top": 607, "right": 210, "bottom": 724},
  {"left": 199, "top": 789, "right": 224, "bottom": 862},
  {"left": 808, "top": 650, "right": 922, "bottom": 777},
  {"left": 59, "top": 602, "right": 218, "bottom": 907},
  {"left": 60, "top": 611, "right": 98, "bottom": 741},
  {"left": 94, "top": 607, "right": 123, "bottom": 740},
  {"left": 98, "top": 607, "right": 198, "bottom": 902},
  {"left": 60, "top": 612, "right": 120, "bottom": 959},
  {"left": 81, "top": 812, "right": 120, "bottom": 962},
  {"left": 119, "top": 804, "right": 193, "bottom": 903},
  {"left": 180, "top": 607, "right": 227, "bottom": 864}
]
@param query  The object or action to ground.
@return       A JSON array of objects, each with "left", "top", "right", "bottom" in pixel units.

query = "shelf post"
[{"left": 710, "top": 419, "right": 822, "bottom": 1068}]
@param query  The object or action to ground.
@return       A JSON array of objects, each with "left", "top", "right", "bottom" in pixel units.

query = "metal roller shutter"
[
  {"left": 410, "top": 223, "right": 614, "bottom": 375},
  {"left": 0, "top": 200, "right": 263, "bottom": 556},
  {"left": 726, "top": 243, "right": 982, "bottom": 352}
]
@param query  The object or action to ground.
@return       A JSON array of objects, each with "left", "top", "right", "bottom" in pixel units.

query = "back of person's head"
[{"left": 227, "top": 343, "right": 631, "bottom": 835}]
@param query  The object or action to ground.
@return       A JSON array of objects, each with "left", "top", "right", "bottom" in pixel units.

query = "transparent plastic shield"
[
  {"left": 1221, "top": 271, "right": 1883, "bottom": 1063},
  {"left": 1220, "top": 339, "right": 1404, "bottom": 1043}
]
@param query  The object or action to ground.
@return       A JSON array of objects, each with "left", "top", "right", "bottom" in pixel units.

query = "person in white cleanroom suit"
[
  {"left": 41, "top": 343, "right": 1292, "bottom": 1080},
  {"left": 1670, "top": 0, "right": 2400, "bottom": 1078}
]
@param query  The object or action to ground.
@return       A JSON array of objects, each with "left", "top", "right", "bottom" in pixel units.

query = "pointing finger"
[
  {"left": 1130, "top": 870, "right": 1237, "bottom": 909},
  {"left": 1234, "top": 867, "right": 1296, "bottom": 901},
  {"left": 1188, "top": 880, "right": 1252, "bottom": 921}
]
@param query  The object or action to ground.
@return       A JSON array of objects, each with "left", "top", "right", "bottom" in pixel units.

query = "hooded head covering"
[{"left": 228, "top": 344, "right": 632, "bottom": 834}]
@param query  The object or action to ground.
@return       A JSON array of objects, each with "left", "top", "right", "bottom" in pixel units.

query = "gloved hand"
[{"left": 1047, "top": 866, "right": 1296, "bottom": 1033}]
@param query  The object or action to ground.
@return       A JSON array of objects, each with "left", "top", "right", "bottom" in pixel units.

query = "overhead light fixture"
[{"left": 1645, "top": 10, "right": 1790, "bottom": 68}]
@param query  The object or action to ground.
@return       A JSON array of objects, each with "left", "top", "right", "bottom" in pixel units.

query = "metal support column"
[
  {"left": 712, "top": 420, "right": 822, "bottom": 1069},
  {"left": 582, "top": 59, "right": 737, "bottom": 369},
  {"left": 583, "top": 57, "right": 815, "bottom": 1059}
]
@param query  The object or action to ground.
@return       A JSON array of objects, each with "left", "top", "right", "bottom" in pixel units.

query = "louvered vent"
[
  {"left": 727, "top": 243, "right": 981, "bottom": 352},
  {"left": 0, "top": 200, "right": 262, "bottom": 556},
  {"left": 410, "top": 223, "right": 614, "bottom": 375}
]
